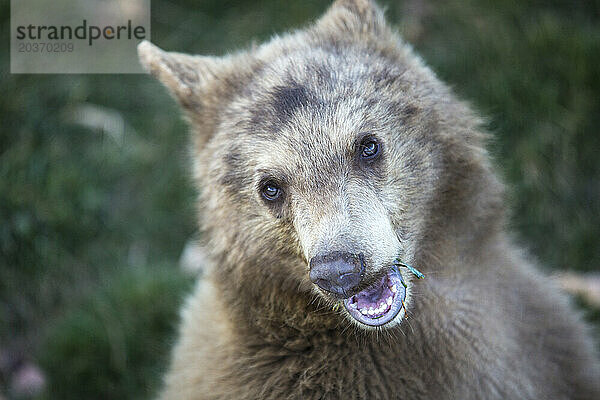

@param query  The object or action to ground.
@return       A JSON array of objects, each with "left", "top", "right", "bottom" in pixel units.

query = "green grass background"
[{"left": 1, "top": 0, "right": 599, "bottom": 398}]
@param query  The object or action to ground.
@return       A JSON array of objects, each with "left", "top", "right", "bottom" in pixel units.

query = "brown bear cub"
[{"left": 138, "top": 0, "right": 600, "bottom": 398}]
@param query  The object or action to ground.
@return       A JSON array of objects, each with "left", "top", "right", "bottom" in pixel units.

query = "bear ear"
[
  {"left": 138, "top": 40, "right": 255, "bottom": 147},
  {"left": 314, "top": 0, "right": 389, "bottom": 40},
  {"left": 137, "top": 40, "right": 227, "bottom": 110}
]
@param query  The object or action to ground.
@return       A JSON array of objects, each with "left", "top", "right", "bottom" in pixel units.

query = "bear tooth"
[
  {"left": 391, "top": 285, "right": 397, "bottom": 293},
  {"left": 387, "top": 297, "right": 393, "bottom": 305}
]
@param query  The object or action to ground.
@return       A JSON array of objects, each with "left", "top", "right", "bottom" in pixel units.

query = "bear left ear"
[{"left": 313, "top": 0, "right": 389, "bottom": 40}]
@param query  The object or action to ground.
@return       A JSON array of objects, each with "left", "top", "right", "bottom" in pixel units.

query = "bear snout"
[{"left": 309, "top": 252, "right": 365, "bottom": 298}]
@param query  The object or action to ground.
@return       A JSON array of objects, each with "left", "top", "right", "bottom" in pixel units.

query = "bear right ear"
[
  {"left": 138, "top": 40, "right": 227, "bottom": 111},
  {"left": 138, "top": 40, "right": 254, "bottom": 146}
]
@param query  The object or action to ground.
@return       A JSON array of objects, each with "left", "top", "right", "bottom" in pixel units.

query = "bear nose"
[{"left": 309, "top": 252, "right": 365, "bottom": 298}]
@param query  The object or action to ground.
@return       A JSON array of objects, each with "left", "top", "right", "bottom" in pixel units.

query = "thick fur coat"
[{"left": 138, "top": 1, "right": 600, "bottom": 398}]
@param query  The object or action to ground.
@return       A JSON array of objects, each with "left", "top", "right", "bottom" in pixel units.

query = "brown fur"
[{"left": 138, "top": 1, "right": 600, "bottom": 398}]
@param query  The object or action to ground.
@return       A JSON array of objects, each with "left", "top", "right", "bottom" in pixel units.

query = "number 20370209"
[{"left": 18, "top": 42, "right": 74, "bottom": 52}]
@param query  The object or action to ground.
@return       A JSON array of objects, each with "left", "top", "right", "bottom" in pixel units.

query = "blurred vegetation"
[
  {"left": 0, "top": 0, "right": 599, "bottom": 398},
  {"left": 39, "top": 265, "right": 190, "bottom": 400}
]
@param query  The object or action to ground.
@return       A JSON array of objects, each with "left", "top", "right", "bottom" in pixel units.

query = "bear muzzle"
[{"left": 309, "top": 251, "right": 366, "bottom": 298}]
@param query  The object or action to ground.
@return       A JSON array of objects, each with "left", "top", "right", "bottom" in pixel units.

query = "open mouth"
[{"left": 343, "top": 266, "right": 407, "bottom": 327}]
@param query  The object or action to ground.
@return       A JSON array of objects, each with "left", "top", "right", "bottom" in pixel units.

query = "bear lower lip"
[{"left": 343, "top": 267, "right": 407, "bottom": 327}]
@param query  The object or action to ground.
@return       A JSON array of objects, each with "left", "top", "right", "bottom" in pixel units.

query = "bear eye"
[
  {"left": 261, "top": 182, "right": 281, "bottom": 201},
  {"left": 360, "top": 138, "right": 380, "bottom": 159}
]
